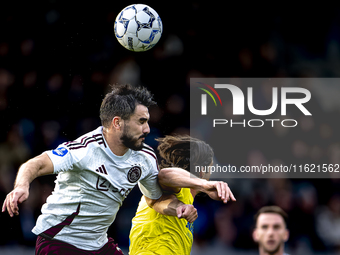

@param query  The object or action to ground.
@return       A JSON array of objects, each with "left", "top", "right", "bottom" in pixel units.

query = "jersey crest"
[{"left": 127, "top": 166, "right": 142, "bottom": 183}]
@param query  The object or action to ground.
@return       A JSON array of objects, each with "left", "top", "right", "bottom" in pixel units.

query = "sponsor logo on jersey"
[
  {"left": 52, "top": 147, "right": 69, "bottom": 157},
  {"left": 95, "top": 164, "right": 108, "bottom": 175},
  {"left": 127, "top": 166, "right": 142, "bottom": 183}
]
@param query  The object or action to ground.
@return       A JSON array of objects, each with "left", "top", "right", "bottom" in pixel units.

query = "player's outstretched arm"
[
  {"left": 2, "top": 153, "right": 54, "bottom": 217},
  {"left": 158, "top": 167, "right": 236, "bottom": 203},
  {"left": 144, "top": 195, "right": 198, "bottom": 223}
]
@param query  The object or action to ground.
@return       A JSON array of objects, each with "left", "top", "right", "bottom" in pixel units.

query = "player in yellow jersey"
[{"left": 129, "top": 135, "right": 236, "bottom": 255}]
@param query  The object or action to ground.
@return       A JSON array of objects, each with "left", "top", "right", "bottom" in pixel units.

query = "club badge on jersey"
[{"left": 127, "top": 166, "right": 142, "bottom": 183}]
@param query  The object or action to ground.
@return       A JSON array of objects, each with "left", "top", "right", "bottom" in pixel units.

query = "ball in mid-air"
[{"left": 114, "top": 4, "right": 163, "bottom": 52}]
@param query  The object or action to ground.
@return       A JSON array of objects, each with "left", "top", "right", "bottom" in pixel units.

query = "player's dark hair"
[
  {"left": 100, "top": 84, "right": 156, "bottom": 127},
  {"left": 254, "top": 206, "right": 288, "bottom": 228},
  {"left": 156, "top": 135, "right": 214, "bottom": 177}
]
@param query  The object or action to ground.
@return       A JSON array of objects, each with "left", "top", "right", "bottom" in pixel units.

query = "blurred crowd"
[{"left": 1, "top": 1, "right": 340, "bottom": 254}]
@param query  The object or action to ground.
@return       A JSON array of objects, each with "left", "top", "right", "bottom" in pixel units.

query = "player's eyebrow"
[{"left": 139, "top": 117, "right": 148, "bottom": 122}]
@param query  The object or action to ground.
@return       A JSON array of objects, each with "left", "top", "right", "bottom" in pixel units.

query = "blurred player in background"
[
  {"left": 129, "top": 135, "right": 236, "bottom": 255},
  {"left": 253, "top": 206, "right": 290, "bottom": 255},
  {"left": 2, "top": 84, "right": 198, "bottom": 255}
]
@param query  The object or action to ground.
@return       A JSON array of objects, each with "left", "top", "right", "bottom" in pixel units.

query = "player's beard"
[{"left": 120, "top": 123, "right": 147, "bottom": 151}]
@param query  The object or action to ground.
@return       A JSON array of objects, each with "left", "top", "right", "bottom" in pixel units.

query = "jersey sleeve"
[
  {"left": 138, "top": 150, "right": 162, "bottom": 200},
  {"left": 45, "top": 144, "right": 82, "bottom": 174}
]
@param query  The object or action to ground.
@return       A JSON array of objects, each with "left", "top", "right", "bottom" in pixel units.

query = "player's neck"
[
  {"left": 103, "top": 127, "right": 129, "bottom": 156},
  {"left": 259, "top": 247, "right": 284, "bottom": 255}
]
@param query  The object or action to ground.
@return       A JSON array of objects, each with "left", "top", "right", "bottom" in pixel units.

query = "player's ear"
[
  {"left": 199, "top": 170, "right": 204, "bottom": 179},
  {"left": 112, "top": 117, "right": 122, "bottom": 130},
  {"left": 200, "top": 161, "right": 213, "bottom": 180},
  {"left": 283, "top": 229, "right": 289, "bottom": 242},
  {"left": 199, "top": 170, "right": 210, "bottom": 181},
  {"left": 252, "top": 229, "right": 259, "bottom": 242}
]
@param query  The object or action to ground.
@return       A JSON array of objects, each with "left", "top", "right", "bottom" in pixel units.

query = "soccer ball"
[{"left": 114, "top": 4, "right": 163, "bottom": 52}]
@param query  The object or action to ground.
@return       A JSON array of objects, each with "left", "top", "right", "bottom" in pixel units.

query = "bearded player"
[{"left": 2, "top": 84, "right": 198, "bottom": 255}]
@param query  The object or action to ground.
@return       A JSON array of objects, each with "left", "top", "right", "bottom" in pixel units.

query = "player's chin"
[
  {"left": 134, "top": 141, "right": 144, "bottom": 151},
  {"left": 264, "top": 242, "right": 279, "bottom": 253}
]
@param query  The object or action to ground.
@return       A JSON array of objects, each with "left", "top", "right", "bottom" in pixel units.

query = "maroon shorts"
[{"left": 35, "top": 235, "right": 124, "bottom": 255}]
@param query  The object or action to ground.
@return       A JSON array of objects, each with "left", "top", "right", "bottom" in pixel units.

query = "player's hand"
[
  {"left": 201, "top": 181, "right": 236, "bottom": 203},
  {"left": 2, "top": 186, "right": 29, "bottom": 217},
  {"left": 176, "top": 204, "right": 197, "bottom": 223}
]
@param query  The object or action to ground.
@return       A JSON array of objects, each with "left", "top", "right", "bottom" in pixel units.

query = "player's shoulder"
[
  {"left": 138, "top": 143, "right": 157, "bottom": 160},
  {"left": 132, "top": 143, "right": 158, "bottom": 167},
  {"left": 63, "top": 126, "right": 106, "bottom": 151}
]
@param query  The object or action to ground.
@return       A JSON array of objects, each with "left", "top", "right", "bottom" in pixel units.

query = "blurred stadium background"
[{"left": 1, "top": 1, "right": 340, "bottom": 254}]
